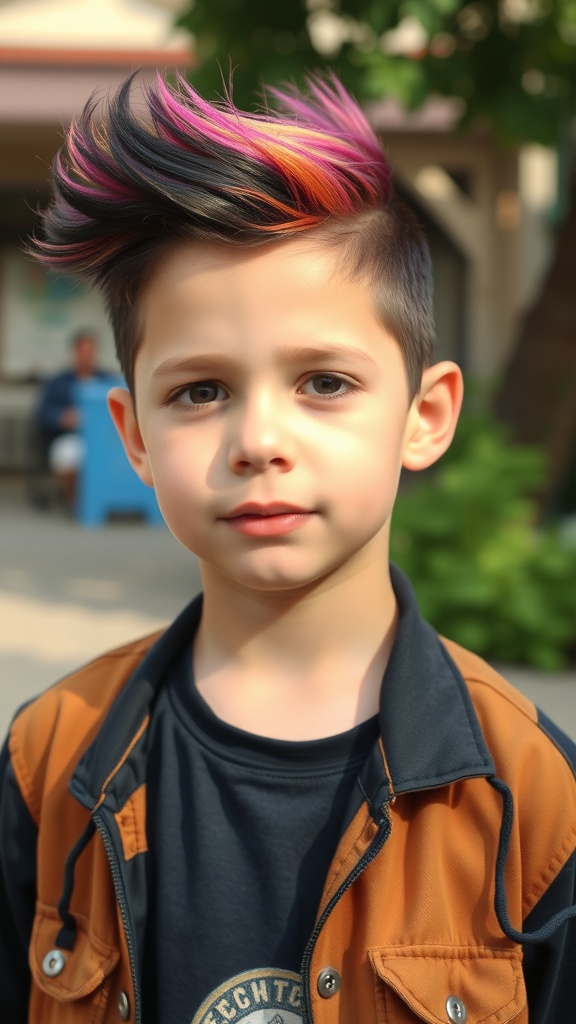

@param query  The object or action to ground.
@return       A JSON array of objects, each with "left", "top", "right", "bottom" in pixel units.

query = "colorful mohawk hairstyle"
[{"left": 33, "top": 72, "right": 434, "bottom": 395}]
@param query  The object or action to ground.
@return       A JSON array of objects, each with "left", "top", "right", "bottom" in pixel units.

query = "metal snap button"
[
  {"left": 118, "top": 990, "right": 131, "bottom": 1020},
  {"left": 317, "top": 967, "right": 341, "bottom": 998},
  {"left": 446, "top": 995, "right": 467, "bottom": 1022},
  {"left": 41, "top": 949, "right": 66, "bottom": 977}
]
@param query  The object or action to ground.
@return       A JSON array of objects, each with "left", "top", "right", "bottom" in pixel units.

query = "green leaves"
[
  {"left": 402, "top": 0, "right": 459, "bottom": 36},
  {"left": 176, "top": 0, "right": 576, "bottom": 145},
  {"left": 350, "top": 51, "right": 429, "bottom": 105},
  {"left": 390, "top": 410, "right": 576, "bottom": 669},
  {"left": 176, "top": 0, "right": 318, "bottom": 107}
]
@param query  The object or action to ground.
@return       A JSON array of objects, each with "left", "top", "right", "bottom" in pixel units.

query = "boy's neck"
[{"left": 192, "top": 558, "right": 397, "bottom": 740}]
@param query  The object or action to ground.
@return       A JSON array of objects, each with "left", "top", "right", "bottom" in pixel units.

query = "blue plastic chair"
[{"left": 76, "top": 379, "right": 164, "bottom": 527}]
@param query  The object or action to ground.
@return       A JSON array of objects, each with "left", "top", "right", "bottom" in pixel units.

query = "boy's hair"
[{"left": 32, "top": 73, "right": 435, "bottom": 398}]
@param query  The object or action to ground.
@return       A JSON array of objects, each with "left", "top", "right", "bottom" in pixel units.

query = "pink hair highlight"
[
  {"left": 150, "top": 72, "right": 390, "bottom": 220},
  {"left": 31, "top": 70, "right": 434, "bottom": 398},
  {"left": 32, "top": 70, "right": 396, "bottom": 305}
]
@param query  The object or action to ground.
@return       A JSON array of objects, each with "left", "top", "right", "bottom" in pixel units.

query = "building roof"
[{"left": 0, "top": 0, "right": 192, "bottom": 124}]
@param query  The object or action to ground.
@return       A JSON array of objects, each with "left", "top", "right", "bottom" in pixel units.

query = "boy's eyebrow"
[
  {"left": 151, "top": 354, "right": 241, "bottom": 380},
  {"left": 151, "top": 344, "right": 379, "bottom": 380},
  {"left": 278, "top": 344, "right": 379, "bottom": 367}
]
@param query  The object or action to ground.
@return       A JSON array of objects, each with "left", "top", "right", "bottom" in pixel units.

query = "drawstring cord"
[
  {"left": 55, "top": 818, "right": 96, "bottom": 950},
  {"left": 54, "top": 775, "right": 574, "bottom": 952},
  {"left": 490, "top": 775, "right": 576, "bottom": 944}
]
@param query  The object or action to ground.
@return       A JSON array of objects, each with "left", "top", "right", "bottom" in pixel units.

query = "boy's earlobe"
[
  {"left": 107, "top": 387, "right": 154, "bottom": 487},
  {"left": 402, "top": 361, "right": 463, "bottom": 472}
]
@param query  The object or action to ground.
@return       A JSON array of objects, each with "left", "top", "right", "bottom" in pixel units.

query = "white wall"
[{"left": 0, "top": 0, "right": 189, "bottom": 50}]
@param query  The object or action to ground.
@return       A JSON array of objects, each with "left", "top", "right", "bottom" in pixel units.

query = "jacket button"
[
  {"left": 446, "top": 995, "right": 467, "bottom": 1022},
  {"left": 317, "top": 967, "right": 341, "bottom": 998},
  {"left": 117, "top": 991, "right": 131, "bottom": 1020},
  {"left": 41, "top": 949, "right": 66, "bottom": 977}
]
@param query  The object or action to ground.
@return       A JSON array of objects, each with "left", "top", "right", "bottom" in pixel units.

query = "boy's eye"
[
  {"left": 301, "top": 374, "right": 352, "bottom": 397},
  {"left": 174, "top": 381, "right": 227, "bottom": 406}
]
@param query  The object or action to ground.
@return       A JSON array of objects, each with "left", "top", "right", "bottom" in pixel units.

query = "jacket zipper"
[
  {"left": 94, "top": 809, "right": 141, "bottom": 1024},
  {"left": 300, "top": 804, "right": 392, "bottom": 1024}
]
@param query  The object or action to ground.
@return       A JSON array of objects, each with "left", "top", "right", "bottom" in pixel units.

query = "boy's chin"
[
  {"left": 198, "top": 550, "right": 385, "bottom": 599},
  {"left": 202, "top": 565, "right": 330, "bottom": 596}
]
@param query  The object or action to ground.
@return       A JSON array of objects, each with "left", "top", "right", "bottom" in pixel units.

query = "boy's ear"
[
  {"left": 107, "top": 387, "right": 154, "bottom": 487},
  {"left": 402, "top": 361, "right": 463, "bottom": 472}
]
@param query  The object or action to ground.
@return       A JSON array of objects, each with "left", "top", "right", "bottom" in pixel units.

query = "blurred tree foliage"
[
  {"left": 177, "top": 0, "right": 576, "bottom": 144},
  {"left": 390, "top": 411, "right": 576, "bottom": 669}
]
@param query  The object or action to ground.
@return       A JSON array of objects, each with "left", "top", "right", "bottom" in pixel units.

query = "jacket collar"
[
  {"left": 69, "top": 596, "right": 204, "bottom": 810},
  {"left": 379, "top": 567, "right": 494, "bottom": 796},
  {"left": 69, "top": 566, "right": 494, "bottom": 812}
]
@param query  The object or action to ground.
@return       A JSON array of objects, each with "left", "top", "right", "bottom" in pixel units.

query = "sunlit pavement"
[
  {"left": 0, "top": 478, "right": 574, "bottom": 740},
  {"left": 0, "top": 477, "right": 201, "bottom": 736}
]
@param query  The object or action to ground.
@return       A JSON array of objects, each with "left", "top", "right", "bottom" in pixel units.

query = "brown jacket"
[{"left": 1, "top": 571, "right": 576, "bottom": 1023}]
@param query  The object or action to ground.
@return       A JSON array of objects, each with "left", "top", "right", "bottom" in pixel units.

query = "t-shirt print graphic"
[{"left": 191, "top": 968, "right": 304, "bottom": 1024}]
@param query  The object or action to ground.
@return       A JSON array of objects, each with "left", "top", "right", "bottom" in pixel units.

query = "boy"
[{"left": 0, "top": 72, "right": 575, "bottom": 1024}]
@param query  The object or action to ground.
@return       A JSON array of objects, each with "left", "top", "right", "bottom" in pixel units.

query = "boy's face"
[{"left": 111, "top": 238, "right": 443, "bottom": 595}]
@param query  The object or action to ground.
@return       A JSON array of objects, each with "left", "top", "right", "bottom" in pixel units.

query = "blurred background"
[{"left": 0, "top": 0, "right": 574, "bottom": 736}]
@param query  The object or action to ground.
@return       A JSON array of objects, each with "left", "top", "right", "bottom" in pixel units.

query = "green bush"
[{"left": 390, "top": 413, "right": 576, "bottom": 669}]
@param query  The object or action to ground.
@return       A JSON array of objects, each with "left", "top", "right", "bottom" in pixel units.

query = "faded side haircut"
[{"left": 32, "top": 72, "right": 435, "bottom": 396}]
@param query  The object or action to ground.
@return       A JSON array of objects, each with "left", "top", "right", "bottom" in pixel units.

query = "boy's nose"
[{"left": 227, "top": 392, "right": 295, "bottom": 474}]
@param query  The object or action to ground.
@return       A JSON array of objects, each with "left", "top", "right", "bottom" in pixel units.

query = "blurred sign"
[{"left": 0, "top": 249, "right": 117, "bottom": 377}]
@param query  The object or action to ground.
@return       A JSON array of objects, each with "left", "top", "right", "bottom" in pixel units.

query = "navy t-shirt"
[{"left": 142, "top": 641, "right": 379, "bottom": 1024}]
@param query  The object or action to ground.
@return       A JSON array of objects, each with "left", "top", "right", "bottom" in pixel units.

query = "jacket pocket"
[
  {"left": 29, "top": 904, "right": 120, "bottom": 1024},
  {"left": 369, "top": 944, "right": 525, "bottom": 1024}
]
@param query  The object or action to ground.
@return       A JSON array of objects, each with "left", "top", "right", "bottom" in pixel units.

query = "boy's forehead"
[
  {"left": 131, "top": 233, "right": 406, "bottom": 385},
  {"left": 131, "top": 241, "right": 410, "bottom": 399},
  {"left": 131, "top": 234, "right": 409, "bottom": 405},
  {"left": 140, "top": 237, "right": 373, "bottom": 343},
  {"left": 141, "top": 232, "right": 363, "bottom": 311}
]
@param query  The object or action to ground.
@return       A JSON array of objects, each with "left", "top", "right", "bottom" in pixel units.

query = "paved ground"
[
  {"left": 0, "top": 477, "right": 201, "bottom": 735},
  {"left": 0, "top": 477, "right": 575, "bottom": 739}
]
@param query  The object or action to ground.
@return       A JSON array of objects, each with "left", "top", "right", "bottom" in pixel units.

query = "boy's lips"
[
  {"left": 220, "top": 503, "right": 313, "bottom": 537},
  {"left": 223, "top": 502, "right": 310, "bottom": 518}
]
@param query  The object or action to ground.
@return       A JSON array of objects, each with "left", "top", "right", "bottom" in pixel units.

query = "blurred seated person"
[{"left": 36, "top": 330, "right": 107, "bottom": 508}]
